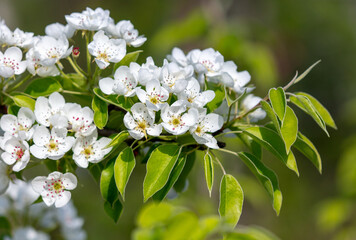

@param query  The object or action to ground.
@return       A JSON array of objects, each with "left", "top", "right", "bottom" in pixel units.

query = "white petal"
[
  {"left": 1, "top": 152, "right": 16, "bottom": 165},
  {"left": 31, "top": 176, "right": 47, "bottom": 193},
  {"left": 128, "top": 129, "right": 144, "bottom": 140},
  {"left": 147, "top": 124, "right": 162, "bottom": 137},
  {"left": 182, "top": 108, "right": 199, "bottom": 127},
  {"left": 33, "top": 126, "right": 50, "bottom": 146},
  {"left": 136, "top": 88, "right": 148, "bottom": 104},
  {"left": 73, "top": 154, "right": 89, "bottom": 168},
  {"left": 4, "top": 47, "right": 22, "bottom": 62},
  {"left": 95, "top": 59, "right": 109, "bottom": 69},
  {"left": 0, "top": 114, "right": 17, "bottom": 133},
  {"left": 30, "top": 145, "right": 48, "bottom": 159},
  {"left": 49, "top": 92, "right": 65, "bottom": 112},
  {"left": 99, "top": 77, "right": 115, "bottom": 95},
  {"left": 55, "top": 191, "right": 71, "bottom": 208},
  {"left": 42, "top": 194, "right": 56, "bottom": 206},
  {"left": 62, "top": 173, "right": 77, "bottom": 190},
  {"left": 202, "top": 113, "right": 224, "bottom": 133},
  {"left": 17, "top": 107, "right": 35, "bottom": 128},
  {"left": 34, "top": 97, "right": 51, "bottom": 126}
]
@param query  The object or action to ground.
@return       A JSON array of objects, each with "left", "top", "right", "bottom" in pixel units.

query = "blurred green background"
[{"left": 1, "top": 0, "right": 356, "bottom": 239}]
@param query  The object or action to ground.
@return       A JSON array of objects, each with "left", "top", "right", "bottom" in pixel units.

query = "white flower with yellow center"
[
  {"left": 106, "top": 20, "right": 147, "bottom": 47},
  {"left": 189, "top": 108, "right": 223, "bottom": 149},
  {"left": 99, "top": 65, "right": 137, "bottom": 97},
  {"left": 66, "top": 105, "right": 96, "bottom": 137},
  {"left": 124, "top": 103, "right": 162, "bottom": 140},
  {"left": 88, "top": 30, "right": 126, "bottom": 69},
  {"left": 160, "top": 61, "right": 190, "bottom": 93},
  {"left": 221, "top": 61, "right": 253, "bottom": 94},
  {"left": 136, "top": 80, "right": 169, "bottom": 111},
  {"left": 32, "top": 171, "right": 77, "bottom": 208},
  {"left": 161, "top": 100, "right": 199, "bottom": 135},
  {"left": 0, "top": 107, "right": 35, "bottom": 141},
  {"left": 178, "top": 78, "right": 215, "bottom": 108},
  {"left": 0, "top": 47, "right": 27, "bottom": 78},
  {"left": 72, "top": 129, "right": 112, "bottom": 168},
  {"left": 26, "top": 48, "right": 60, "bottom": 77},
  {"left": 1, "top": 137, "right": 30, "bottom": 172},
  {"left": 33, "top": 35, "right": 72, "bottom": 67},
  {"left": 30, "top": 126, "right": 75, "bottom": 160},
  {"left": 65, "top": 7, "right": 111, "bottom": 31},
  {"left": 6, "top": 28, "right": 35, "bottom": 49}
]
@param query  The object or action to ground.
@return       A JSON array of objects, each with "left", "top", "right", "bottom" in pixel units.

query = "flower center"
[
  {"left": 81, "top": 145, "right": 93, "bottom": 159},
  {"left": 53, "top": 182, "right": 62, "bottom": 191},
  {"left": 137, "top": 120, "right": 147, "bottom": 131},
  {"left": 97, "top": 51, "right": 109, "bottom": 62},
  {"left": 47, "top": 139, "right": 58, "bottom": 152},
  {"left": 195, "top": 126, "right": 202, "bottom": 134},
  {"left": 15, "top": 148, "right": 24, "bottom": 161},
  {"left": 172, "top": 118, "right": 181, "bottom": 126},
  {"left": 149, "top": 95, "right": 159, "bottom": 105}
]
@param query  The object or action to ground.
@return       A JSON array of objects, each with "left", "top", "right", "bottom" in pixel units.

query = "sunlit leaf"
[
  {"left": 100, "top": 158, "right": 118, "bottom": 206},
  {"left": 24, "top": 77, "right": 62, "bottom": 97},
  {"left": 204, "top": 152, "right": 214, "bottom": 197},
  {"left": 114, "top": 147, "right": 136, "bottom": 200},
  {"left": 92, "top": 95, "right": 108, "bottom": 129},
  {"left": 269, "top": 87, "right": 286, "bottom": 121}
]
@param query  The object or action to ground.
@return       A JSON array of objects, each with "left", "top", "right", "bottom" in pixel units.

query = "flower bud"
[{"left": 72, "top": 47, "right": 80, "bottom": 58}]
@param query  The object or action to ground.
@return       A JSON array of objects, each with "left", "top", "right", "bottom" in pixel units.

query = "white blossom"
[
  {"left": 6, "top": 28, "right": 35, "bottom": 49},
  {"left": 160, "top": 61, "right": 191, "bottom": 93},
  {"left": 190, "top": 108, "right": 223, "bottom": 149},
  {"left": 66, "top": 104, "right": 96, "bottom": 137},
  {"left": 10, "top": 227, "right": 50, "bottom": 240},
  {"left": 1, "top": 137, "right": 30, "bottom": 172},
  {"left": 65, "top": 7, "right": 111, "bottom": 31},
  {"left": 4, "top": 180, "right": 39, "bottom": 212},
  {"left": 30, "top": 126, "right": 75, "bottom": 160},
  {"left": 99, "top": 65, "right": 137, "bottom": 96},
  {"left": 88, "top": 30, "right": 126, "bottom": 69},
  {"left": 26, "top": 48, "right": 60, "bottom": 77},
  {"left": 32, "top": 171, "right": 77, "bottom": 208},
  {"left": 45, "top": 23, "right": 75, "bottom": 39},
  {"left": 106, "top": 20, "right": 146, "bottom": 47},
  {"left": 132, "top": 57, "right": 161, "bottom": 86},
  {"left": 177, "top": 78, "right": 215, "bottom": 108},
  {"left": 72, "top": 129, "right": 112, "bottom": 168},
  {"left": 167, "top": 47, "right": 189, "bottom": 67},
  {"left": 124, "top": 103, "right": 162, "bottom": 139},
  {"left": 0, "top": 47, "right": 27, "bottom": 78},
  {"left": 0, "top": 107, "right": 35, "bottom": 141},
  {"left": 242, "top": 94, "right": 267, "bottom": 122},
  {"left": 136, "top": 80, "right": 169, "bottom": 111},
  {"left": 161, "top": 100, "right": 199, "bottom": 135},
  {"left": 221, "top": 61, "right": 253, "bottom": 93},
  {"left": 0, "top": 19, "right": 12, "bottom": 44},
  {"left": 33, "top": 35, "right": 72, "bottom": 67}
]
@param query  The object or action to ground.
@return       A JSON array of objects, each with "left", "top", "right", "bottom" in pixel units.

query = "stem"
[
  {"left": 214, "top": 130, "right": 242, "bottom": 138},
  {"left": 67, "top": 57, "right": 86, "bottom": 78},
  {"left": 85, "top": 31, "right": 92, "bottom": 78},
  {"left": 56, "top": 64, "right": 69, "bottom": 78},
  {"left": 61, "top": 90, "right": 91, "bottom": 96},
  {"left": 130, "top": 139, "right": 138, "bottom": 148},
  {"left": 132, "top": 137, "right": 152, "bottom": 151},
  {"left": 210, "top": 151, "right": 226, "bottom": 174},
  {"left": 6, "top": 74, "right": 32, "bottom": 92}
]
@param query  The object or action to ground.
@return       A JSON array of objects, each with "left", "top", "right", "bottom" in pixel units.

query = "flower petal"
[
  {"left": 55, "top": 191, "right": 71, "bottom": 208},
  {"left": 62, "top": 173, "right": 77, "bottom": 190}
]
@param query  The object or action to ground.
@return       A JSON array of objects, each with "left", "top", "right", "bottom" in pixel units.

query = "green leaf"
[
  {"left": 219, "top": 174, "right": 244, "bottom": 228},
  {"left": 225, "top": 87, "right": 247, "bottom": 107},
  {"left": 293, "top": 132, "right": 322, "bottom": 173},
  {"left": 152, "top": 154, "right": 186, "bottom": 201},
  {"left": 88, "top": 162, "right": 103, "bottom": 183},
  {"left": 24, "top": 77, "right": 63, "bottom": 97},
  {"left": 114, "top": 50, "right": 142, "bottom": 71},
  {"left": 206, "top": 83, "right": 224, "bottom": 113},
  {"left": 105, "top": 131, "right": 129, "bottom": 149},
  {"left": 7, "top": 105, "right": 20, "bottom": 115},
  {"left": 296, "top": 92, "right": 336, "bottom": 129},
  {"left": 93, "top": 88, "right": 132, "bottom": 111},
  {"left": 11, "top": 95, "right": 35, "bottom": 111},
  {"left": 294, "top": 60, "right": 321, "bottom": 84},
  {"left": 137, "top": 202, "right": 173, "bottom": 228},
  {"left": 103, "top": 199, "right": 123, "bottom": 223},
  {"left": 100, "top": 158, "right": 118, "bottom": 206},
  {"left": 261, "top": 100, "right": 281, "bottom": 133},
  {"left": 143, "top": 144, "right": 181, "bottom": 202},
  {"left": 204, "top": 152, "right": 214, "bottom": 197},
  {"left": 237, "top": 152, "right": 282, "bottom": 215},
  {"left": 0, "top": 216, "right": 11, "bottom": 234},
  {"left": 269, "top": 87, "right": 286, "bottom": 121},
  {"left": 290, "top": 95, "right": 329, "bottom": 136},
  {"left": 114, "top": 147, "right": 135, "bottom": 200},
  {"left": 92, "top": 95, "right": 108, "bottom": 130},
  {"left": 174, "top": 152, "right": 196, "bottom": 192},
  {"left": 243, "top": 126, "right": 298, "bottom": 175},
  {"left": 162, "top": 211, "right": 199, "bottom": 240},
  {"left": 280, "top": 106, "right": 298, "bottom": 153}
]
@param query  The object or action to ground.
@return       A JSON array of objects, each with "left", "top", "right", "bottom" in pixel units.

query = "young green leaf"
[
  {"left": 219, "top": 174, "right": 244, "bottom": 228},
  {"left": 261, "top": 100, "right": 281, "bottom": 133},
  {"left": 294, "top": 60, "right": 321, "bottom": 84},
  {"left": 204, "top": 152, "right": 214, "bottom": 197},
  {"left": 103, "top": 199, "right": 123, "bottom": 223},
  {"left": 237, "top": 152, "right": 282, "bottom": 215},
  {"left": 269, "top": 87, "right": 286, "bottom": 121},
  {"left": 93, "top": 88, "right": 132, "bottom": 111},
  {"left": 243, "top": 126, "right": 299, "bottom": 175},
  {"left": 290, "top": 95, "right": 329, "bottom": 136},
  {"left": 92, "top": 95, "right": 108, "bottom": 129},
  {"left": 113, "top": 50, "right": 142, "bottom": 71},
  {"left": 296, "top": 92, "right": 336, "bottom": 129},
  {"left": 280, "top": 106, "right": 298, "bottom": 153},
  {"left": 206, "top": 83, "right": 224, "bottom": 113},
  {"left": 114, "top": 147, "right": 136, "bottom": 200},
  {"left": 143, "top": 144, "right": 181, "bottom": 202},
  {"left": 11, "top": 95, "right": 35, "bottom": 110},
  {"left": 174, "top": 152, "right": 196, "bottom": 192},
  {"left": 105, "top": 131, "right": 129, "bottom": 149},
  {"left": 293, "top": 132, "right": 322, "bottom": 173},
  {"left": 24, "top": 77, "right": 63, "bottom": 97},
  {"left": 152, "top": 154, "right": 186, "bottom": 201},
  {"left": 100, "top": 158, "right": 118, "bottom": 206}
]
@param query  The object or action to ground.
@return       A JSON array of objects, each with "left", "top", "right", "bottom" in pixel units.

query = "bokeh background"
[{"left": 1, "top": 0, "right": 356, "bottom": 239}]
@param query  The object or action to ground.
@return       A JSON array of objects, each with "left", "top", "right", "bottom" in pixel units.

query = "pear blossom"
[
  {"left": 160, "top": 61, "right": 191, "bottom": 93},
  {"left": 167, "top": 47, "right": 189, "bottom": 67},
  {"left": 26, "top": 48, "right": 59, "bottom": 77},
  {"left": 6, "top": 28, "right": 35, "bottom": 49},
  {"left": 34, "top": 92, "right": 68, "bottom": 127},
  {"left": 31, "top": 171, "right": 77, "bottom": 208},
  {"left": 124, "top": 103, "right": 162, "bottom": 139},
  {"left": 106, "top": 20, "right": 147, "bottom": 47},
  {"left": 221, "top": 61, "right": 253, "bottom": 93},
  {"left": 136, "top": 80, "right": 169, "bottom": 111},
  {"left": 99, "top": 65, "right": 137, "bottom": 96},
  {"left": 0, "top": 19, "right": 12, "bottom": 44},
  {"left": 5, "top": 180, "right": 39, "bottom": 212},
  {"left": 30, "top": 126, "right": 75, "bottom": 160},
  {"left": 0, "top": 47, "right": 27, "bottom": 78},
  {"left": 177, "top": 78, "right": 215, "bottom": 108},
  {"left": 45, "top": 22, "right": 75, "bottom": 39},
  {"left": 190, "top": 108, "right": 223, "bottom": 149},
  {"left": 33, "top": 35, "right": 72, "bottom": 67},
  {"left": 66, "top": 104, "right": 96, "bottom": 137},
  {"left": 132, "top": 57, "right": 161, "bottom": 86},
  {"left": 161, "top": 101, "right": 199, "bottom": 135},
  {"left": 88, "top": 30, "right": 126, "bottom": 69},
  {"left": 242, "top": 94, "right": 266, "bottom": 122},
  {"left": 0, "top": 160, "right": 10, "bottom": 195},
  {"left": 9, "top": 227, "right": 50, "bottom": 240},
  {"left": 0, "top": 107, "right": 35, "bottom": 141},
  {"left": 72, "top": 129, "right": 112, "bottom": 168},
  {"left": 65, "top": 7, "right": 111, "bottom": 31},
  {"left": 1, "top": 137, "right": 30, "bottom": 172}
]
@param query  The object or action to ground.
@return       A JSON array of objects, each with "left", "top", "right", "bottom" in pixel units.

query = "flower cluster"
[{"left": 0, "top": 180, "right": 86, "bottom": 240}]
